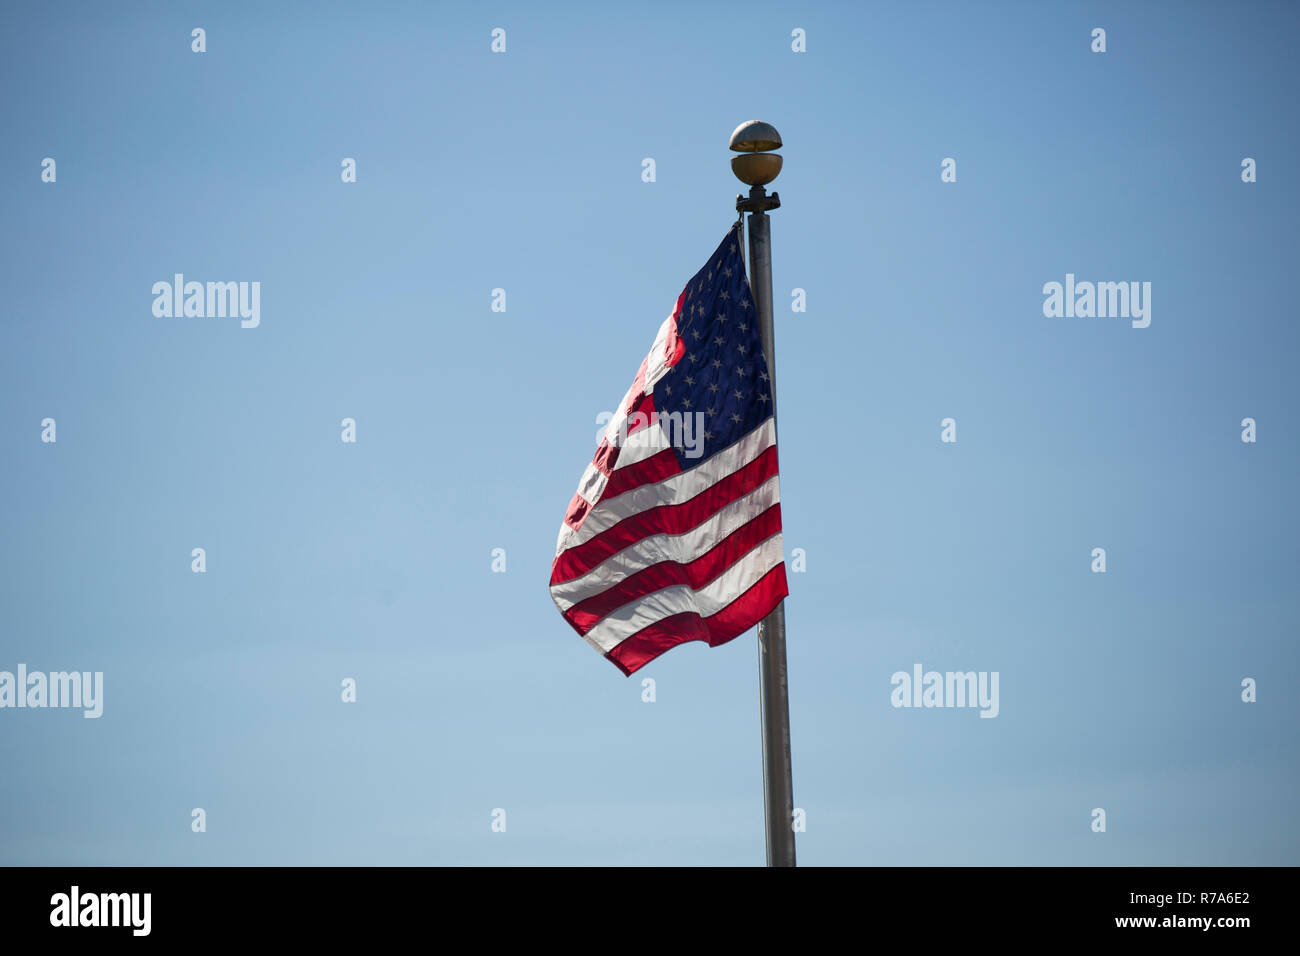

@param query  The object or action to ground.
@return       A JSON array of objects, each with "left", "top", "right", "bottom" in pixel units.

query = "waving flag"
[{"left": 550, "top": 223, "right": 788, "bottom": 675}]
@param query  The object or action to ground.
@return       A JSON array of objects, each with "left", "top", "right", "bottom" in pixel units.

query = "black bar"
[{"left": 0, "top": 866, "right": 1280, "bottom": 941}]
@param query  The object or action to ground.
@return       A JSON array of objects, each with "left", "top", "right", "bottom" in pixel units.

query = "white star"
[
  {"left": 682, "top": 398, "right": 692, "bottom": 409},
  {"left": 719, "top": 289, "right": 729, "bottom": 300},
  {"left": 733, "top": 389, "right": 745, "bottom": 400},
  {"left": 691, "top": 330, "right": 702, "bottom": 340},
  {"left": 730, "top": 413, "right": 742, "bottom": 423},
  {"left": 712, "top": 359, "right": 723, "bottom": 369},
  {"left": 713, "top": 335, "right": 726, "bottom": 346},
  {"left": 706, "top": 407, "right": 716, "bottom": 418},
  {"left": 758, "top": 393, "right": 770, "bottom": 404},
  {"left": 722, "top": 267, "right": 733, "bottom": 278},
  {"left": 740, "top": 298, "right": 751, "bottom": 310},
  {"left": 684, "top": 375, "right": 695, "bottom": 386},
  {"left": 737, "top": 343, "right": 747, "bottom": 354},
  {"left": 688, "top": 352, "right": 697, "bottom": 363},
  {"left": 738, "top": 322, "right": 748, "bottom": 332},
  {"left": 737, "top": 366, "right": 748, "bottom": 376},
  {"left": 707, "top": 383, "right": 720, "bottom": 394},
  {"left": 759, "top": 370, "right": 769, "bottom": 382},
  {"left": 703, "top": 430, "right": 714, "bottom": 441}
]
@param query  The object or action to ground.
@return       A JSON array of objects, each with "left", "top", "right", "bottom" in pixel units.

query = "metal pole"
[{"left": 739, "top": 184, "right": 796, "bottom": 867}]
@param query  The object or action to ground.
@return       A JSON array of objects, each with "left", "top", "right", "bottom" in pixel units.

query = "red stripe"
[
  {"left": 602, "top": 447, "right": 682, "bottom": 500},
  {"left": 549, "top": 444, "right": 779, "bottom": 586},
  {"left": 563, "top": 437, "right": 617, "bottom": 533},
  {"left": 592, "top": 437, "right": 618, "bottom": 478},
  {"left": 670, "top": 289, "right": 686, "bottom": 326},
  {"left": 569, "top": 396, "right": 660, "bottom": 532},
  {"left": 564, "top": 504, "right": 784, "bottom": 634},
  {"left": 562, "top": 491, "right": 592, "bottom": 532},
  {"left": 623, "top": 392, "right": 657, "bottom": 440},
  {"left": 604, "top": 564, "right": 789, "bottom": 676},
  {"left": 664, "top": 308, "right": 685, "bottom": 367}
]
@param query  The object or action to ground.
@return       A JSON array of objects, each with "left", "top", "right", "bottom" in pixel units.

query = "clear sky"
[{"left": 1, "top": 0, "right": 1296, "bottom": 866}]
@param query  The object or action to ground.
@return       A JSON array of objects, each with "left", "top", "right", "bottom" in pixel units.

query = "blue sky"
[{"left": 1, "top": 0, "right": 1296, "bottom": 865}]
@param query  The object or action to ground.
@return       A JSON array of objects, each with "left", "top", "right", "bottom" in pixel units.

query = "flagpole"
[{"left": 730, "top": 121, "right": 795, "bottom": 868}]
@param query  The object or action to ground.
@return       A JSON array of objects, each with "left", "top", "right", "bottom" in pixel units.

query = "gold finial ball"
[
  {"left": 729, "top": 120, "right": 782, "bottom": 186},
  {"left": 729, "top": 121, "right": 782, "bottom": 153}
]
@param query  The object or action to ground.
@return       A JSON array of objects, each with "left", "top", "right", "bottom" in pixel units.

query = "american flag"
[{"left": 549, "top": 223, "right": 788, "bottom": 675}]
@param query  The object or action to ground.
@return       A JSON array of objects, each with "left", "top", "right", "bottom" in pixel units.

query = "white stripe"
[
  {"left": 554, "top": 466, "right": 605, "bottom": 554},
  {"left": 611, "top": 416, "right": 671, "bottom": 469},
  {"left": 599, "top": 316, "right": 672, "bottom": 446},
  {"left": 562, "top": 418, "right": 775, "bottom": 553},
  {"left": 575, "top": 462, "right": 606, "bottom": 504},
  {"left": 642, "top": 314, "right": 677, "bottom": 394},
  {"left": 584, "top": 534, "right": 785, "bottom": 652},
  {"left": 550, "top": 474, "right": 781, "bottom": 610},
  {"left": 560, "top": 312, "right": 685, "bottom": 558},
  {"left": 553, "top": 430, "right": 657, "bottom": 555},
  {"left": 556, "top": 522, "right": 576, "bottom": 555}
]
